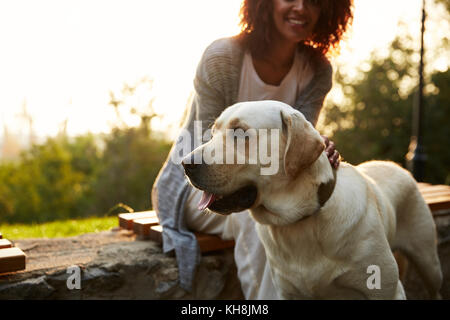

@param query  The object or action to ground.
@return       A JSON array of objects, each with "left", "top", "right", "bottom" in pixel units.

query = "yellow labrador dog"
[{"left": 182, "top": 100, "right": 442, "bottom": 299}]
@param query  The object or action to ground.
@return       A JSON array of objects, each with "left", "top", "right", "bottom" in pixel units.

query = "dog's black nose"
[
  {"left": 182, "top": 153, "right": 200, "bottom": 173},
  {"left": 182, "top": 161, "right": 197, "bottom": 171}
]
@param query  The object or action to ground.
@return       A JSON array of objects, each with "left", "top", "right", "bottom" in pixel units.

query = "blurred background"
[{"left": 0, "top": 0, "right": 448, "bottom": 237}]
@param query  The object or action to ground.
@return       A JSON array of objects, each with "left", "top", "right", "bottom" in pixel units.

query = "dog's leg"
[
  {"left": 394, "top": 188, "right": 443, "bottom": 299},
  {"left": 394, "top": 280, "right": 406, "bottom": 300}
]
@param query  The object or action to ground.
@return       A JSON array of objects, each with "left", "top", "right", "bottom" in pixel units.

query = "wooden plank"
[
  {"left": 427, "top": 196, "right": 450, "bottom": 212},
  {"left": 421, "top": 190, "right": 450, "bottom": 198},
  {"left": 118, "top": 211, "right": 157, "bottom": 230},
  {"left": 0, "top": 247, "right": 26, "bottom": 274},
  {"left": 418, "top": 183, "right": 433, "bottom": 189},
  {"left": 148, "top": 225, "right": 163, "bottom": 243},
  {"left": 195, "top": 233, "right": 235, "bottom": 253},
  {"left": 417, "top": 182, "right": 431, "bottom": 187},
  {"left": 417, "top": 183, "right": 450, "bottom": 213},
  {"left": 133, "top": 217, "right": 160, "bottom": 240},
  {"left": 419, "top": 185, "right": 449, "bottom": 191},
  {"left": 423, "top": 193, "right": 450, "bottom": 201},
  {"left": 419, "top": 185, "right": 450, "bottom": 194},
  {"left": 0, "top": 239, "right": 13, "bottom": 249},
  {"left": 146, "top": 224, "right": 234, "bottom": 253}
]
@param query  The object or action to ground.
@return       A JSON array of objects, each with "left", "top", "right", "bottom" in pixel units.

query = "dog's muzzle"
[{"left": 182, "top": 159, "right": 258, "bottom": 215}]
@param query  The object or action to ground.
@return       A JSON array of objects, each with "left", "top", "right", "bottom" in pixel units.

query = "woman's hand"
[{"left": 321, "top": 135, "right": 340, "bottom": 169}]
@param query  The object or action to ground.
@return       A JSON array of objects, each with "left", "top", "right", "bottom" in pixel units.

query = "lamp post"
[{"left": 406, "top": 0, "right": 427, "bottom": 181}]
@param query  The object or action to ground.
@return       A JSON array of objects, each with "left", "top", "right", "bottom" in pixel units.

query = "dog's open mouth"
[{"left": 197, "top": 185, "right": 258, "bottom": 215}]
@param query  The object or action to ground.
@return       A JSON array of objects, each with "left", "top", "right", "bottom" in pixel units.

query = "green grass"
[{"left": 0, "top": 216, "right": 118, "bottom": 240}]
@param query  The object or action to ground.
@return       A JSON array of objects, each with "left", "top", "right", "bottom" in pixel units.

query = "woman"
[{"left": 152, "top": 0, "right": 353, "bottom": 299}]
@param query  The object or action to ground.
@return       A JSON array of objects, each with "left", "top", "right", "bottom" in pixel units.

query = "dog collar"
[{"left": 317, "top": 167, "right": 337, "bottom": 208}]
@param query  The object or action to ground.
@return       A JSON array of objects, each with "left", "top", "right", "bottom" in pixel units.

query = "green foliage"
[
  {"left": 0, "top": 216, "right": 117, "bottom": 239},
  {"left": 321, "top": 37, "right": 449, "bottom": 184},
  {"left": 323, "top": 38, "right": 413, "bottom": 165},
  {"left": 0, "top": 134, "right": 102, "bottom": 223},
  {"left": 91, "top": 77, "right": 171, "bottom": 214},
  {"left": 0, "top": 79, "right": 171, "bottom": 224},
  {"left": 91, "top": 123, "right": 171, "bottom": 215},
  {"left": 423, "top": 70, "right": 450, "bottom": 184}
]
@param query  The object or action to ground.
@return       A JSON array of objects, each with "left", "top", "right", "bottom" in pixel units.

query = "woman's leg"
[{"left": 227, "top": 212, "right": 279, "bottom": 300}]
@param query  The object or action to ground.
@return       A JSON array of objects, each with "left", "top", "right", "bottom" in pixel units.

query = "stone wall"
[{"left": 0, "top": 230, "right": 244, "bottom": 299}]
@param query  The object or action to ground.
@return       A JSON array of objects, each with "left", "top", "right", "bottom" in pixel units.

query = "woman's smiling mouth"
[{"left": 287, "top": 18, "right": 307, "bottom": 26}]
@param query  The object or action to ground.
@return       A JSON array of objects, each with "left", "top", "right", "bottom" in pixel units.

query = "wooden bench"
[
  {"left": 0, "top": 237, "right": 26, "bottom": 275},
  {"left": 118, "top": 183, "right": 450, "bottom": 253},
  {"left": 417, "top": 183, "right": 450, "bottom": 214},
  {"left": 118, "top": 210, "right": 235, "bottom": 253}
]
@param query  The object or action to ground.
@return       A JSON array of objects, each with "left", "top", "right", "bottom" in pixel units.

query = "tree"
[
  {"left": 91, "top": 78, "right": 171, "bottom": 215},
  {"left": 319, "top": 35, "right": 449, "bottom": 184},
  {"left": 0, "top": 134, "right": 102, "bottom": 223},
  {"left": 0, "top": 78, "right": 172, "bottom": 223}
]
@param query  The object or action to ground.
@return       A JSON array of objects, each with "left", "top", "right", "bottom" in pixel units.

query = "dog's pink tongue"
[{"left": 198, "top": 191, "right": 217, "bottom": 211}]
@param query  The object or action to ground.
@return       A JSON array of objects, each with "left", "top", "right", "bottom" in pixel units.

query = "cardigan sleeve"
[
  {"left": 151, "top": 38, "right": 240, "bottom": 292},
  {"left": 294, "top": 54, "right": 333, "bottom": 127}
]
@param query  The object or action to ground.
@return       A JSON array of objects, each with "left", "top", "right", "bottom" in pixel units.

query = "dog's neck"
[
  {"left": 317, "top": 165, "right": 337, "bottom": 208},
  {"left": 291, "top": 153, "right": 338, "bottom": 218},
  {"left": 254, "top": 153, "right": 337, "bottom": 225}
]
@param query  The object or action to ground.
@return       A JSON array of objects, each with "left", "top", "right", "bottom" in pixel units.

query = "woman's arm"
[
  {"left": 294, "top": 53, "right": 340, "bottom": 168},
  {"left": 151, "top": 37, "right": 243, "bottom": 291}
]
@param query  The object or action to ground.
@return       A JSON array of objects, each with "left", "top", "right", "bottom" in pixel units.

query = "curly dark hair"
[{"left": 239, "top": 0, "right": 353, "bottom": 57}]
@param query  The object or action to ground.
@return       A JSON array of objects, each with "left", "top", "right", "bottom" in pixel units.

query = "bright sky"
[{"left": 0, "top": 0, "right": 444, "bottom": 142}]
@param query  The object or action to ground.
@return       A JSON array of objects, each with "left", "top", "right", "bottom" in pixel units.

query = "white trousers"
[{"left": 185, "top": 188, "right": 279, "bottom": 300}]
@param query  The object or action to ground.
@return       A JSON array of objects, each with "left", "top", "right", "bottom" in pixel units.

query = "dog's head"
[{"left": 182, "top": 100, "right": 326, "bottom": 221}]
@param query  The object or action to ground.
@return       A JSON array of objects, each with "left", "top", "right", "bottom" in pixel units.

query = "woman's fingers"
[
  {"left": 321, "top": 135, "right": 340, "bottom": 168},
  {"left": 330, "top": 150, "right": 340, "bottom": 169},
  {"left": 326, "top": 140, "right": 335, "bottom": 155}
]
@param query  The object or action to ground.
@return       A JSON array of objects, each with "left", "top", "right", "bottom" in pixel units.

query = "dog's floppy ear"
[{"left": 281, "top": 110, "right": 325, "bottom": 178}]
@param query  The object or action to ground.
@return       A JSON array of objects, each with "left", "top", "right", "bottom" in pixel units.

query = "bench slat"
[
  {"left": 0, "top": 239, "right": 13, "bottom": 249},
  {"left": 145, "top": 225, "right": 235, "bottom": 253},
  {"left": 133, "top": 217, "right": 160, "bottom": 240},
  {"left": 423, "top": 193, "right": 450, "bottom": 201},
  {"left": 195, "top": 233, "right": 235, "bottom": 253},
  {"left": 118, "top": 211, "right": 157, "bottom": 230},
  {"left": 426, "top": 197, "right": 450, "bottom": 212},
  {"left": 0, "top": 247, "right": 26, "bottom": 274},
  {"left": 421, "top": 190, "right": 450, "bottom": 198},
  {"left": 148, "top": 225, "right": 163, "bottom": 243},
  {"left": 419, "top": 185, "right": 450, "bottom": 193},
  {"left": 418, "top": 184, "right": 450, "bottom": 213}
]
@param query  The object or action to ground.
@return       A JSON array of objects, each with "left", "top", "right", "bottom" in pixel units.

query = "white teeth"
[{"left": 288, "top": 19, "right": 306, "bottom": 25}]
